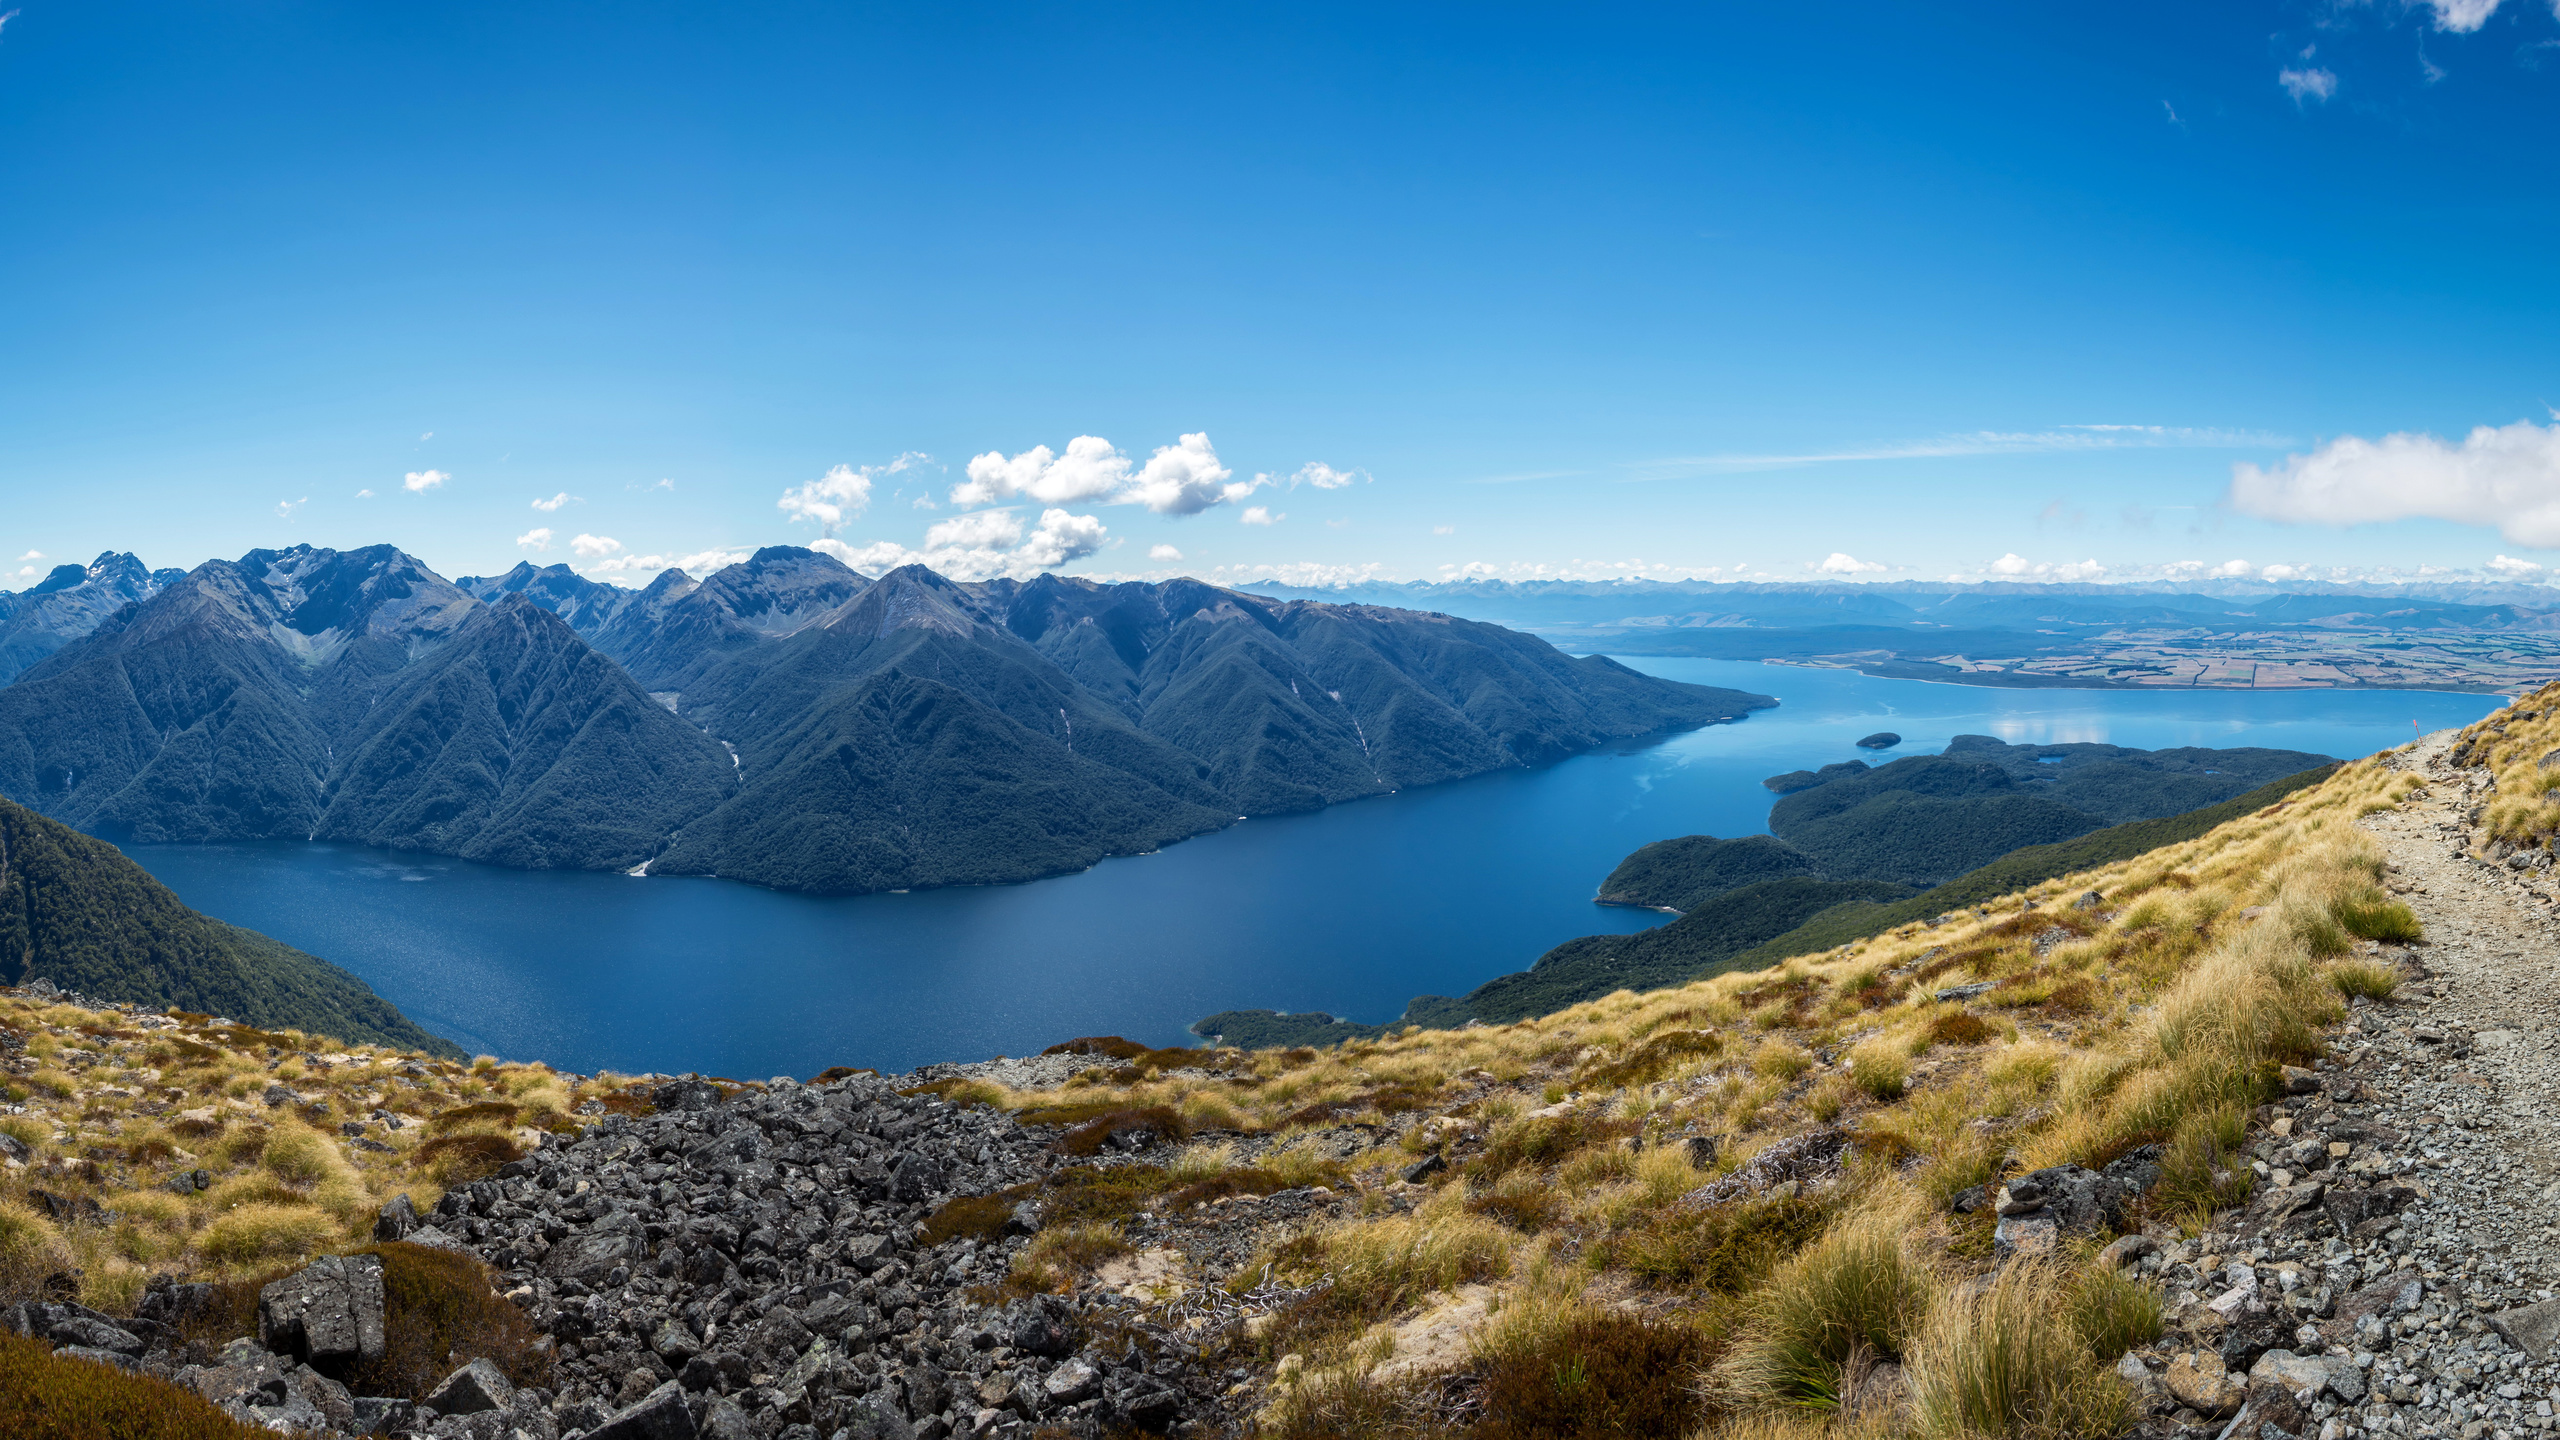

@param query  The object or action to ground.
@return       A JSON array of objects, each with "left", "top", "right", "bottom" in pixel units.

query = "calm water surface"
[{"left": 124, "top": 661, "right": 2501, "bottom": 1078}]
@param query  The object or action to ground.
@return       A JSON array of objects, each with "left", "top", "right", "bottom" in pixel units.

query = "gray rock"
[
  {"left": 422, "top": 1356, "right": 516, "bottom": 1417},
  {"left": 888, "top": 1150, "right": 943, "bottom": 1203},
  {"left": 257, "top": 1253, "right": 387, "bottom": 1371},
  {"left": 2488, "top": 1298, "right": 2560, "bottom": 1360},
  {"left": 584, "top": 1379, "right": 701, "bottom": 1440},
  {"left": 698, "top": 1397, "right": 756, "bottom": 1440},
  {"left": 651, "top": 1316, "right": 701, "bottom": 1363},
  {"left": 1043, "top": 1359, "right": 1101, "bottom": 1405},
  {"left": 1399, "top": 1152, "right": 1446, "bottom": 1184},
  {"left": 374, "top": 1192, "right": 420, "bottom": 1242},
  {"left": 349, "top": 1396, "right": 415, "bottom": 1435},
  {"left": 48, "top": 1314, "right": 145, "bottom": 1355},
  {"left": 543, "top": 1230, "right": 643, "bottom": 1285},
  {"left": 1993, "top": 1212, "right": 2058, "bottom": 1259},
  {"left": 1933, "top": 982, "right": 1995, "bottom": 1003}
]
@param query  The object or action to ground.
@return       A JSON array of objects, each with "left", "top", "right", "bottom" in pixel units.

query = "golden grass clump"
[
  {"left": 197, "top": 1203, "right": 336, "bottom": 1267},
  {"left": 1905, "top": 1261, "right": 2134, "bottom": 1439}
]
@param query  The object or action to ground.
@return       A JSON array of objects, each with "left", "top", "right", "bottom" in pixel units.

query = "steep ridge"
[
  {"left": 651, "top": 567, "right": 1772, "bottom": 892},
  {"left": 314, "top": 596, "right": 736, "bottom": 870},
  {"left": 652, "top": 568, "right": 1232, "bottom": 893},
  {"left": 0, "top": 552, "right": 178, "bottom": 686},
  {"left": 587, "top": 546, "right": 869, "bottom": 691},
  {"left": 0, "top": 546, "right": 719, "bottom": 871},
  {"left": 0, "top": 795, "right": 457, "bottom": 1054}
]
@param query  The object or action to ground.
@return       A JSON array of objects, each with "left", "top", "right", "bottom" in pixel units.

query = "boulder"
[
  {"left": 585, "top": 1378, "right": 701, "bottom": 1440},
  {"left": 1044, "top": 1359, "right": 1102, "bottom": 1405},
  {"left": 888, "top": 1150, "right": 944, "bottom": 1202},
  {"left": 2164, "top": 1350, "right": 2244, "bottom": 1419},
  {"left": 543, "top": 1230, "right": 644, "bottom": 1285},
  {"left": 256, "top": 1254, "right": 386, "bottom": 1372},
  {"left": 2488, "top": 1297, "right": 2560, "bottom": 1360},
  {"left": 422, "top": 1356, "right": 516, "bottom": 1416},
  {"left": 373, "top": 1193, "right": 419, "bottom": 1242},
  {"left": 652, "top": 1079, "right": 722, "bottom": 1112}
]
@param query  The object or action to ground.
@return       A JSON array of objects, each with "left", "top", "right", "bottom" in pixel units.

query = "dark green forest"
[
  {"left": 1215, "top": 740, "right": 2339, "bottom": 1042},
  {"left": 0, "top": 796, "right": 459, "bottom": 1055}
]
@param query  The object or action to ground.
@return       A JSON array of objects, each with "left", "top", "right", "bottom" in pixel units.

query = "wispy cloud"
[
  {"left": 2280, "top": 66, "right": 2339, "bottom": 104},
  {"left": 2422, "top": 0, "right": 2502, "bottom": 33},
  {"left": 517, "top": 528, "right": 554, "bottom": 552},
  {"left": 275, "top": 496, "right": 309, "bottom": 519},
  {"left": 531, "top": 492, "right": 579, "bottom": 512},
  {"left": 1642, "top": 425, "right": 2291, "bottom": 478}
]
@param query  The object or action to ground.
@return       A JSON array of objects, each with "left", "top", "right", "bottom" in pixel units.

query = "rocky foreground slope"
[{"left": 23, "top": 695, "right": 2560, "bottom": 1439}]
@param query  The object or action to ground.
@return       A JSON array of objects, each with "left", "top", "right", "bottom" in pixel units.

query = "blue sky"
[{"left": 6, "top": 1, "right": 2560, "bottom": 591}]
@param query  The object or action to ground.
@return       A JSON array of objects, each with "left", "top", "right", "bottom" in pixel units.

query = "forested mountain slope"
[
  {"left": 0, "top": 795, "right": 457, "bottom": 1054},
  {"left": 1, "top": 545, "right": 1769, "bottom": 895},
  {"left": 644, "top": 567, "right": 1774, "bottom": 892}
]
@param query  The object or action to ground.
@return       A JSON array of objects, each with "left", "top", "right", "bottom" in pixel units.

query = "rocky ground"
[
  {"left": 12, "top": 1068, "right": 1304, "bottom": 1439},
  {"left": 2115, "top": 727, "right": 2560, "bottom": 1440}
]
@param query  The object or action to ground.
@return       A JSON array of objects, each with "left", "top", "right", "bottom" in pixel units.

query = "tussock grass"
[
  {"left": 1906, "top": 1261, "right": 2133, "bottom": 1439},
  {"left": 1725, "top": 1206, "right": 1934, "bottom": 1408}
]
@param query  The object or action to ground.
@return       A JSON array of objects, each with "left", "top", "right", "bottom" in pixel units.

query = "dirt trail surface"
[{"left": 2128, "top": 727, "right": 2560, "bottom": 1440}]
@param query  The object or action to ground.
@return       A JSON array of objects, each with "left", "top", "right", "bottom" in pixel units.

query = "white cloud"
[
  {"left": 1016, "top": 509, "right": 1109, "bottom": 567},
  {"left": 419, "top": 430, "right": 434, "bottom": 441},
  {"left": 575, "top": 545, "right": 753, "bottom": 582},
  {"left": 17, "top": 550, "right": 41, "bottom": 562},
  {"left": 652, "top": 478, "right": 674, "bottom": 491},
  {"left": 2211, "top": 558, "right": 2252, "bottom": 577},
  {"left": 2490, "top": 554, "right": 2544, "bottom": 574},
  {"left": 778, "top": 463, "right": 884, "bottom": 531},
  {"left": 276, "top": 496, "right": 309, "bottom": 519},
  {"left": 1444, "top": 561, "right": 1501, "bottom": 578},
  {"left": 532, "top": 492, "right": 579, "bottom": 512},
  {"left": 925, "top": 510, "right": 1024, "bottom": 550},
  {"left": 570, "top": 533, "right": 622, "bottom": 559},
  {"left": 1432, "top": 524, "right": 1457, "bottom": 536},
  {"left": 517, "top": 528, "right": 554, "bottom": 552},
  {"left": 1649, "top": 425, "right": 2289, "bottom": 477},
  {"left": 1292, "top": 462, "right": 1368, "bottom": 490},
  {"left": 956, "top": 432, "right": 1263, "bottom": 516},
  {"left": 957, "top": 436, "right": 1132, "bottom": 507},
  {"left": 0, "top": 12, "right": 18, "bottom": 42},
  {"left": 812, "top": 507, "right": 1109, "bottom": 582},
  {"left": 2280, "top": 67, "right": 2338, "bottom": 103},
  {"left": 1239, "top": 506, "right": 1281, "bottom": 526},
  {"left": 1149, "top": 544, "right": 1184, "bottom": 561},
  {"left": 2261, "top": 563, "right": 2303, "bottom": 580},
  {"left": 1982, "top": 553, "right": 2105, "bottom": 582},
  {"left": 1813, "top": 552, "right": 1886, "bottom": 575},
  {"left": 2424, "top": 0, "right": 2502, "bottom": 31},
  {"left": 356, "top": 488, "right": 375, "bottom": 499},
  {"left": 1131, "top": 433, "right": 1249, "bottom": 515},
  {"left": 403, "top": 469, "right": 450, "bottom": 493},
  {"left": 2228, "top": 419, "right": 2560, "bottom": 546}
]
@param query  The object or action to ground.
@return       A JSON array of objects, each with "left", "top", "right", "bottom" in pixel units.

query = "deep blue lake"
[{"left": 124, "top": 661, "right": 2501, "bottom": 1079}]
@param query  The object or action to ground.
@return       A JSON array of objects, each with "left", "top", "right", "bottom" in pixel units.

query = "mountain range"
[{"left": 0, "top": 544, "right": 1771, "bottom": 895}]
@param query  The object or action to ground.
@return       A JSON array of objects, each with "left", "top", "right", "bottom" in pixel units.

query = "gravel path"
[{"left": 2133, "top": 727, "right": 2560, "bottom": 1440}]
